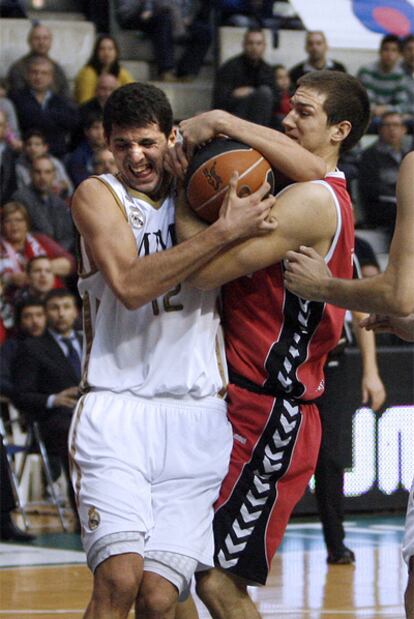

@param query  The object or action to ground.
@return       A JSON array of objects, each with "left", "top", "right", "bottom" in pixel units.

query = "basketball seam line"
[{"left": 192, "top": 156, "right": 265, "bottom": 212}]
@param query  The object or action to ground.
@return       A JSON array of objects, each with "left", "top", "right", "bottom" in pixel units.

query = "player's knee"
[
  {"left": 195, "top": 569, "right": 228, "bottom": 603},
  {"left": 94, "top": 563, "right": 139, "bottom": 607},
  {"left": 136, "top": 586, "right": 176, "bottom": 616}
]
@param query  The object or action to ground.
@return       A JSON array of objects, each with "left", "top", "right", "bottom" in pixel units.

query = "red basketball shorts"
[{"left": 213, "top": 383, "right": 321, "bottom": 584}]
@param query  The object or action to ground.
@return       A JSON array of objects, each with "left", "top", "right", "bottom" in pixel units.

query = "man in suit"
[
  {"left": 12, "top": 289, "right": 81, "bottom": 523},
  {"left": 10, "top": 55, "right": 78, "bottom": 158}
]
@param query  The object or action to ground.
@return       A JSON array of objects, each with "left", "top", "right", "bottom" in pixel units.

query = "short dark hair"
[
  {"left": 15, "top": 296, "right": 45, "bottom": 326},
  {"left": 82, "top": 110, "right": 103, "bottom": 131},
  {"left": 23, "top": 129, "right": 47, "bottom": 144},
  {"left": 103, "top": 82, "right": 173, "bottom": 139},
  {"left": 380, "top": 34, "right": 402, "bottom": 52},
  {"left": 297, "top": 71, "right": 370, "bottom": 152},
  {"left": 45, "top": 288, "right": 76, "bottom": 304}
]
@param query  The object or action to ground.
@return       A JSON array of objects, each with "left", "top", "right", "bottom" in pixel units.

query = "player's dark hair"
[
  {"left": 380, "top": 34, "right": 402, "bottom": 52},
  {"left": 297, "top": 71, "right": 370, "bottom": 152},
  {"left": 103, "top": 82, "right": 173, "bottom": 139}
]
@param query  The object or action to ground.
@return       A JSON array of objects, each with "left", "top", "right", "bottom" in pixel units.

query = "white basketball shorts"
[
  {"left": 68, "top": 390, "right": 232, "bottom": 574},
  {"left": 403, "top": 477, "right": 414, "bottom": 566}
]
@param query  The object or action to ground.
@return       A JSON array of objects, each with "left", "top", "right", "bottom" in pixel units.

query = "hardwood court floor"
[{"left": 0, "top": 514, "right": 407, "bottom": 618}]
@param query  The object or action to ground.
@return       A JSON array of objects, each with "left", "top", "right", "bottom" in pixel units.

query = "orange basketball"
[{"left": 184, "top": 138, "right": 275, "bottom": 223}]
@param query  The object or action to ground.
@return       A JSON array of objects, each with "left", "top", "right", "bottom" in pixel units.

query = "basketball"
[{"left": 184, "top": 137, "right": 275, "bottom": 223}]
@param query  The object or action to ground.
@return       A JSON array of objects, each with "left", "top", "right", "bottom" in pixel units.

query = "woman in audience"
[
  {"left": 0, "top": 201, "right": 75, "bottom": 303},
  {"left": 74, "top": 34, "right": 134, "bottom": 104}
]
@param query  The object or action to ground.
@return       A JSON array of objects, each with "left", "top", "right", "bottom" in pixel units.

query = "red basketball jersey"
[{"left": 222, "top": 171, "right": 354, "bottom": 401}]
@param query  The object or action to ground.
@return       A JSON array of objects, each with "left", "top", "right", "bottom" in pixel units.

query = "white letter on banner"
[{"left": 344, "top": 407, "right": 375, "bottom": 497}]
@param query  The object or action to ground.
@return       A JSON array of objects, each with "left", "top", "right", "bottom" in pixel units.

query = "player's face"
[
  {"left": 282, "top": 86, "right": 333, "bottom": 156},
  {"left": 109, "top": 123, "right": 175, "bottom": 199}
]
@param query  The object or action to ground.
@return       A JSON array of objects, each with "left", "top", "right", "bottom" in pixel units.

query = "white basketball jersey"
[{"left": 78, "top": 174, "right": 227, "bottom": 399}]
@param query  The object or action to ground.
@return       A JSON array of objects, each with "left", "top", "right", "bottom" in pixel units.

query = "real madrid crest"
[
  {"left": 129, "top": 206, "right": 145, "bottom": 229},
  {"left": 88, "top": 506, "right": 100, "bottom": 530}
]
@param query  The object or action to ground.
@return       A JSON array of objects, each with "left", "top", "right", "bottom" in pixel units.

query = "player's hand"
[
  {"left": 217, "top": 171, "right": 277, "bottom": 241},
  {"left": 165, "top": 142, "right": 189, "bottom": 181},
  {"left": 361, "top": 372, "right": 386, "bottom": 412},
  {"left": 283, "top": 246, "right": 331, "bottom": 300},
  {"left": 360, "top": 313, "right": 414, "bottom": 342},
  {"left": 179, "top": 110, "right": 226, "bottom": 159}
]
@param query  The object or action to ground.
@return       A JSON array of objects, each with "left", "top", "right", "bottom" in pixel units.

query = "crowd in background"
[{"left": 0, "top": 0, "right": 413, "bottom": 533}]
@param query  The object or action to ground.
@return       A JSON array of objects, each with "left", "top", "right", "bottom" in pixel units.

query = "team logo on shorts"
[{"left": 88, "top": 506, "right": 100, "bottom": 530}]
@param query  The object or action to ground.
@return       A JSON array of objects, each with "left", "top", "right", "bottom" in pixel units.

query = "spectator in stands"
[
  {"left": 0, "top": 109, "right": 18, "bottom": 205},
  {"left": 6, "top": 23, "right": 70, "bottom": 100},
  {"left": 271, "top": 63, "right": 292, "bottom": 130},
  {"left": 66, "top": 112, "right": 105, "bottom": 187},
  {"left": 289, "top": 31, "right": 346, "bottom": 88},
  {"left": 116, "top": 0, "right": 213, "bottom": 82},
  {"left": 74, "top": 35, "right": 134, "bottom": 105},
  {"left": 401, "top": 34, "right": 414, "bottom": 127},
  {"left": 10, "top": 56, "right": 79, "bottom": 159},
  {"left": 14, "top": 256, "right": 58, "bottom": 306},
  {"left": 219, "top": 0, "right": 281, "bottom": 46},
  {"left": 0, "top": 79, "right": 22, "bottom": 151},
  {"left": 91, "top": 146, "right": 118, "bottom": 175},
  {"left": 16, "top": 129, "right": 73, "bottom": 200},
  {"left": 0, "top": 202, "right": 75, "bottom": 305},
  {"left": 12, "top": 155, "right": 76, "bottom": 252},
  {"left": 79, "top": 73, "right": 119, "bottom": 124},
  {"left": 358, "top": 111, "right": 413, "bottom": 238},
  {"left": 358, "top": 34, "right": 409, "bottom": 132},
  {"left": 213, "top": 27, "right": 277, "bottom": 127},
  {"left": 12, "top": 288, "right": 82, "bottom": 529},
  {"left": 0, "top": 297, "right": 46, "bottom": 399}
]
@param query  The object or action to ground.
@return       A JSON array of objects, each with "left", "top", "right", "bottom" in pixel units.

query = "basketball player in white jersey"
[{"left": 69, "top": 82, "right": 278, "bottom": 619}]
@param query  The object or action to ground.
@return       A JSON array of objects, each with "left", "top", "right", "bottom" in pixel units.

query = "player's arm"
[
  {"left": 284, "top": 152, "right": 414, "bottom": 316},
  {"left": 72, "top": 176, "right": 276, "bottom": 310},
  {"left": 179, "top": 110, "right": 328, "bottom": 181},
  {"left": 351, "top": 310, "right": 386, "bottom": 411},
  {"left": 176, "top": 181, "right": 337, "bottom": 289}
]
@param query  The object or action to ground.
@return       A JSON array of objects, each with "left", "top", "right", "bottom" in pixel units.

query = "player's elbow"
[{"left": 392, "top": 292, "right": 414, "bottom": 317}]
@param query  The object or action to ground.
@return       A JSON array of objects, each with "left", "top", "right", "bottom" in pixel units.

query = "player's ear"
[
  {"left": 331, "top": 120, "right": 351, "bottom": 146},
  {"left": 168, "top": 126, "right": 178, "bottom": 147}
]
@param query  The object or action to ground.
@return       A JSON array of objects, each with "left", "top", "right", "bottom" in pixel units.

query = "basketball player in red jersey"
[{"left": 171, "top": 71, "right": 371, "bottom": 619}]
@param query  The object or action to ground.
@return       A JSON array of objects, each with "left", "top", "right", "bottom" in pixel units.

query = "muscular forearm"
[
  {"left": 352, "top": 311, "right": 378, "bottom": 374},
  {"left": 216, "top": 112, "right": 327, "bottom": 181}
]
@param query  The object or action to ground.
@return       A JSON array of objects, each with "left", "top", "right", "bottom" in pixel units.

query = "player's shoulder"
[{"left": 278, "top": 179, "right": 334, "bottom": 204}]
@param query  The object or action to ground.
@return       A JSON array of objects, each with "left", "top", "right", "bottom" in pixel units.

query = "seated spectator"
[
  {"left": 79, "top": 73, "right": 119, "bottom": 127},
  {"left": 0, "top": 202, "right": 75, "bottom": 306},
  {"left": 0, "top": 109, "right": 17, "bottom": 205},
  {"left": 66, "top": 112, "right": 105, "bottom": 187},
  {"left": 0, "top": 79, "right": 22, "bottom": 151},
  {"left": 213, "top": 27, "right": 278, "bottom": 127},
  {"left": 6, "top": 23, "right": 70, "bottom": 100},
  {"left": 289, "top": 31, "right": 347, "bottom": 88},
  {"left": 358, "top": 111, "right": 413, "bottom": 238},
  {"left": 401, "top": 34, "right": 414, "bottom": 128},
  {"left": 91, "top": 146, "right": 118, "bottom": 176},
  {"left": 12, "top": 289, "right": 82, "bottom": 527},
  {"left": 116, "top": 0, "right": 213, "bottom": 81},
  {"left": 0, "top": 297, "right": 46, "bottom": 398},
  {"left": 358, "top": 34, "right": 409, "bottom": 132},
  {"left": 15, "top": 129, "right": 73, "bottom": 200},
  {"left": 271, "top": 63, "right": 292, "bottom": 130},
  {"left": 10, "top": 56, "right": 79, "bottom": 159},
  {"left": 74, "top": 35, "right": 134, "bottom": 105},
  {"left": 14, "top": 256, "right": 58, "bottom": 305},
  {"left": 12, "top": 155, "right": 76, "bottom": 252}
]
